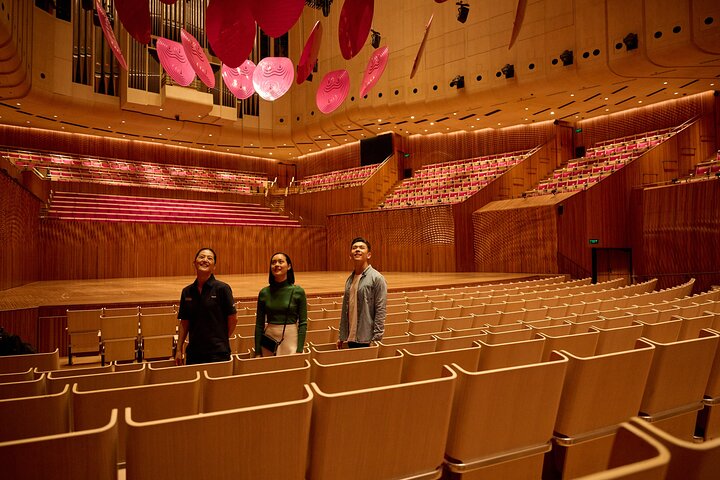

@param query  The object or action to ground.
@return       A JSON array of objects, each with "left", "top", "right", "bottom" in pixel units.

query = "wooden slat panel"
[
  {"left": 0, "top": 172, "right": 42, "bottom": 290},
  {"left": 38, "top": 221, "right": 326, "bottom": 280},
  {"left": 326, "top": 206, "right": 456, "bottom": 272}
]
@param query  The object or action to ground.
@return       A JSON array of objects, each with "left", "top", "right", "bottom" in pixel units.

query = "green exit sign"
[
  {"left": 589, "top": 239, "right": 599, "bottom": 245},
  {"left": 575, "top": 128, "right": 583, "bottom": 133}
]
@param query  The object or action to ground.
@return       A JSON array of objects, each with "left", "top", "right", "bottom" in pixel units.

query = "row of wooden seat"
[
  {"left": 66, "top": 306, "right": 178, "bottom": 365},
  {"left": 2, "top": 325, "right": 719, "bottom": 479}
]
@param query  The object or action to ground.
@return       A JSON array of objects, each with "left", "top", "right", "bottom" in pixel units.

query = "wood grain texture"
[
  {"left": 37, "top": 220, "right": 327, "bottom": 280},
  {"left": 637, "top": 180, "right": 720, "bottom": 293},
  {"left": 0, "top": 172, "right": 42, "bottom": 290},
  {"left": 326, "top": 205, "right": 457, "bottom": 272}
]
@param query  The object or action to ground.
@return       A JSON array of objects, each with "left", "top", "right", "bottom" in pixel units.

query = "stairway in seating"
[{"left": 44, "top": 192, "right": 301, "bottom": 227}]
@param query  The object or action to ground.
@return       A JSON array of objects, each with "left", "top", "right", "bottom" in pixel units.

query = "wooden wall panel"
[
  {"left": 284, "top": 155, "right": 400, "bottom": 226},
  {"left": 473, "top": 201, "right": 559, "bottom": 273},
  {"left": 396, "top": 122, "right": 556, "bottom": 174},
  {"left": 454, "top": 132, "right": 570, "bottom": 271},
  {"left": 0, "top": 308, "right": 39, "bottom": 350},
  {"left": 575, "top": 92, "right": 716, "bottom": 150},
  {"left": 0, "top": 171, "right": 41, "bottom": 291},
  {"left": 636, "top": 180, "right": 720, "bottom": 293},
  {"left": 296, "top": 143, "right": 362, "bottom": 178},
  {"left": 0, "top": 125, "right": 277, "bottom": 175},
  {"left": 38, "top": 221, "right": 327, "bottom": 280},
  {"left": 326, "top": 206, "right": 456, "bottom": 272}
]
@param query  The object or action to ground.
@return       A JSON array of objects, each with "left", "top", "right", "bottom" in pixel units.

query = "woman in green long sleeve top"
[{"left": 255, "top": 252, "right": 308, "bottom": 356}]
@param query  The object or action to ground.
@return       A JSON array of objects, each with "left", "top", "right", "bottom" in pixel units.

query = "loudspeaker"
[
  {"left": 557, "top": 204, "right": 564, "bottom": 216},
  {"left": 403, "top": 168, "right": 413, "bottom": 179},
  {"left": 575, "top": 146, "right": 586, "bottom": 158}
]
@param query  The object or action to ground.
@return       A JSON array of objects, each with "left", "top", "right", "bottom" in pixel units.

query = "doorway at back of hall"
[{"left": 592, "top": 248, "right": 632, "bottom": 285}]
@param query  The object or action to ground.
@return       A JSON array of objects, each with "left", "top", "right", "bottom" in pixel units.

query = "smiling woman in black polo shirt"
[{"left": 175, "top": 247, "right": 237, "bottom": 365}]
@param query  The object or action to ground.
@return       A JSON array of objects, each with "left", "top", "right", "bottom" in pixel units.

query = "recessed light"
[
  {"left": 208, "top": 134, "right": 212, "bottom": 137},
  {"left": 674, "top": 92, "right": 679, "bottom": 95},
  {"left": 377, "top": 119, "right": 382, "bottom": 122},
  {"left": 475, "top": 118, "right": 480, "bottom": 121},
  {"left": 410, "top": 116, "right": 415, "bottom": 119},
  {"left": 663, "top": 82, "right": 668, "bottom": 85},
  {"left": 167, "top": 127, "right": 171, "bottom": 130},
  {"left": 269, "top": 152, "right": 273, "bottom": 155},
  {"left": 326, "top": 143, "right": 330, "bottom": 146},
  {"left": 638, "top": 100, "right": 642, "bottom": 103},
  {"left": 570, "top": 94, "right": 575, "bottom": 97},
  {"left": 525, "top": 107, "right": 529, "bottom": 110},
  {"left": 121, "top": 120, "right": 125, "bottom": 124},
  {"left": 605, "top": 108, "right": 610, "bottom": 111},
  {"left": 424, "top": 129, "right": 428, "bottom": 132},
  {"left": 453, "top": 112, "right": 457, "bottom": 115},
  {"left": 159, "top": 108, "right": 163, "bottom": 111},
  {"left": 53, "top": 115, "right": 57, "bottom": 118},
  {"left": 16, "top": 103, "right": 20, "bottom": 106},
  {"left": 550, "top": 111, "right": 555, "bottom": 115},
  {"left": 430, "top": 122, "right": 434, "bottom": 126},
  {"left": 604, "top": 97, "right": 608, "bottom": 100},
  {"left": 470, "top": 125, "right": 475, "bottom": 128},
  {"left": 497, "top": 123, "right": 501, "bottom": 126},
  {"left": 159, "top": 133, "right": 163, "bottom": 136}
]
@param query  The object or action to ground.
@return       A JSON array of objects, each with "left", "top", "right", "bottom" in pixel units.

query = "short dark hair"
[
  {"left": 351, "top": 237, "right": 371, "bottom": 251},
  {"left": 268, "top": 252, "right": 296, "bottom": 285},
  {"left": 194, "top": 247, "right": 217, "bottom": 264}
]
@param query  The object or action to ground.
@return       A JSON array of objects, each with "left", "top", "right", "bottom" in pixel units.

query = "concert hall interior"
[{"left": 1, "top": 1, "right": 720, "bottom": 479}]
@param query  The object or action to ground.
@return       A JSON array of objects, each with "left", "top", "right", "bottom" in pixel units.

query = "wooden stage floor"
[{"left": 0, "top": 271, "right": 537, "bottom": 311}]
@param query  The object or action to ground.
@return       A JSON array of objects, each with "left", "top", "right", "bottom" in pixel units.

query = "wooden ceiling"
[{"left": 0, "top": 0, "right": 718, "bottom": 161}]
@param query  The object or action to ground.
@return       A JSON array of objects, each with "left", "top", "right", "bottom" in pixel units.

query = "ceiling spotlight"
[
  {"left": 456, "top": 2, "right": 470, "bottom": 24},
  {"left": 560, "top": 49, "right": 573, "bottom": 66},
  {"left": 370, "top": 29, "right": 381, "bottom": 49},
  {"left": 449, "top": 75, "right": 465, "bottom": 89},
  {"left": 623, "top": 32, "right": 639, "bottom": 51},
  {"left": 501, "top": 64, "right": 515, "bottom": 79}
]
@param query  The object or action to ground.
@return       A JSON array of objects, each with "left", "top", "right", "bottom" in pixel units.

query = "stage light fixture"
[
  {"left": 501, "top": 64, "right": 515, "bottom": 79},
  {"left": 456, "top": 2, "right": 470, "bottom": 24},
  {"left": 560, "top": 49, "right": 573, "bottom": 66},
  {"left": 370, "top": 29, "right": 381, "bottom": 49},
  {"left": 623, "top": 32, "right": 639, "bottom": 51},
  {"left": 449, "top": 75, "right": 465, "bottom": 89}
]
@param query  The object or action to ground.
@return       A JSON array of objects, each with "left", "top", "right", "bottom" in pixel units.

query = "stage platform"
[{"left": 0, "top": 271, "right": 539, "bottom": 311}]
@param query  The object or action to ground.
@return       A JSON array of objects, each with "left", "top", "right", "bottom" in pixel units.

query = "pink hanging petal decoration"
[
  {"left": 297, "top": 21, "right": 323, "bottom": 85},
  {"left": 222, "top": 61, "right": 256, "bottom": 100},
  {"left": 94, "top": 0, "right": 127, "bottom": 70},
  {"left": 156, "top": 37, "right": 196, "bottom": 87},
  {"left": 410, "top": 13, "right": 434, "bottom": 79},
  {"left": 251, "top": 0, "right": 305, "bottom": 38},
  {"left": 338, "top": 0, "right": 374, "bottom": 60},
  {"left": 180, "top": 28, "right": 215, "bottom": 88},
  {"left": 113, "top": 0, "right": 151, "bottom": 45},
  {"left": 359, "top": 46, "right": 388, "bottom": 98},
  {"left": 252, "top": 57, "right": 294, "bottom": 101},
  {"left": 316, "top": 69, "right": 350, "bottom": 114},
  {"left": 206, "top": 0, "right": 256, "bottom": 68}
]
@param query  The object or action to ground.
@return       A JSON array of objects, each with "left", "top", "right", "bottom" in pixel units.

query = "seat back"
[
  {"left": 204, "top": 361, "right": 310, "bottom": 411},
  {"left": 537, "top": 330, "right": 599, "bottom": 362},
  {"left": 574, "top": 423, "right": 670, "bottom": 480},
  {"left": 233, "top": 351, "right": 309, "bottom": 375},
  {"left": 0, "top": 373, "right": 46, "bottom": 400},
  {"left": 0, "top": 349, "right": 59, "bottom": 374},
  {"left": 147, "top": 358, "right": 232, "bottom": 384},
  {"left": 48, "top": 366, "right": 146, "bottom": 394},
  {"left": 0, "top": 384, "right": 70, "bottom": 442},
  {"left": 630, "top": 417, "right": 720, "bottom": 480},
  {"left": 554, "top": 339, "right": 656, "bottom": 439},
  {"left": 476, "top": 337, "right": 545, "bottom": 370},
  {"left": 0, "top": 409, "right": 118, "bottom": 480},
  {"left": 640, "top": 330, "right": 719, "bottom": 418},
  {"left": 73, "top": 375, "right": 201, "bottom": 463},
  {"left": 591, "top": 324, "right": 644, "bottom": 355},
  {"left": 400, "top": 346, "right": 480, "bottom": 382},
  {"left": 307, "top": 368, "right": 456, "bottom": 480},
  {"left": 444, "top": 353, "right": 568, "bottom": 469},
  {"left": 125, "top": 387, "right": 313, "bottom": 480},
  {"left": 311, "top": 355, "right": 402, "bottom": 393}
]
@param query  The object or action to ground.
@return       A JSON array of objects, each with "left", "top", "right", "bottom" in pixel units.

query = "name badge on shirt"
[
  {"left": 184, "top": 297, "right": 192, "bottom": 301},
  {"left": 211, "top": 295, "right": 217, "bottom": 299}
]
